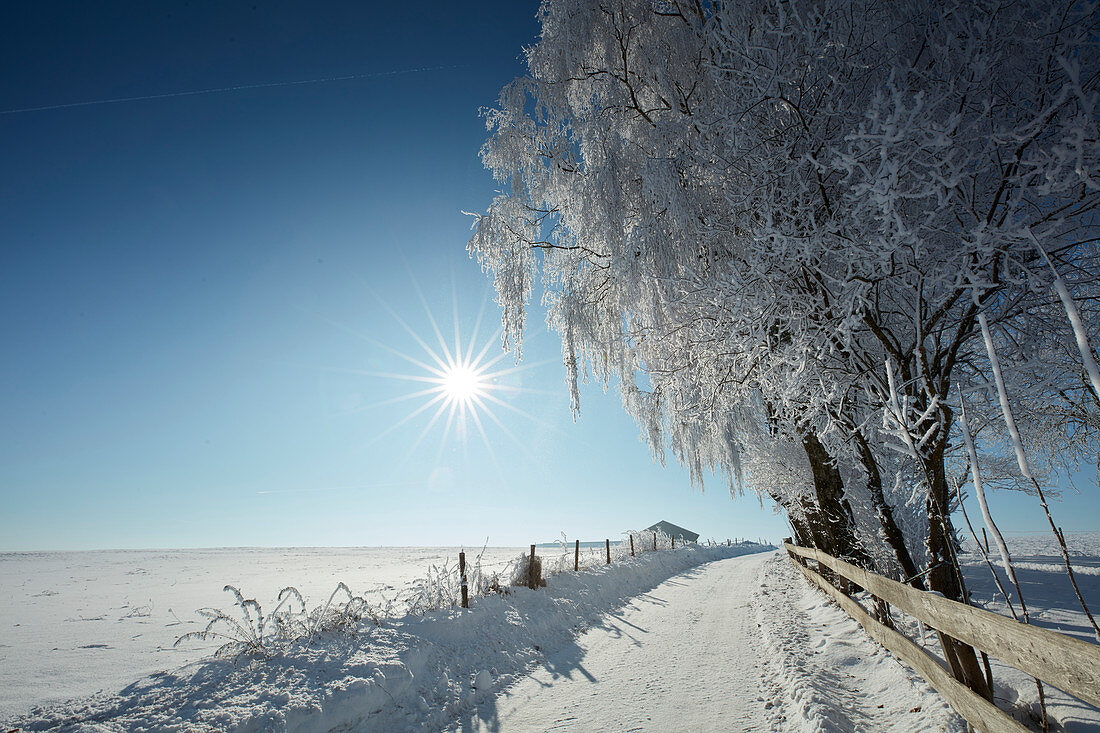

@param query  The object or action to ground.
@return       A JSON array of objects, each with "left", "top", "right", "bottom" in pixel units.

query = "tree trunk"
[
  {"left": 853, "top": 429, "right": 922, "bottom": 585},
  {"left": 801, "top": 433, "right": 872, "bottom": 568},
  {"left": 923, "top": 430, "right": 993, "bottom": 701},
  {"left": 789, "top": 514, "right": 813, "bottom": 548}
]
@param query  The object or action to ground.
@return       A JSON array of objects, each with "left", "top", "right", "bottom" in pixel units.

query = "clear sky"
[{"left": 0, "top": 1, "right": 1093, "bottom": 551}]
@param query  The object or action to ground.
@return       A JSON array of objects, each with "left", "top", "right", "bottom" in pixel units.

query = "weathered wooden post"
[
  {"left": 874, "top": 598, "right": 893, "bottom": 629},
  {"left": 629, "top": 534, "right": 635, "bottom": 557},
  {"left": 574, "top": 539, "right": 579, "bottom": 572},
  {"left": 654, "top": 532, "right": 658, "bottom": 551},
  {"left": 459, "top": 551, "right": 468, "bottom": 609},
  {"left": 727, "top": 538, "right": 731, "bottom": 546},
  {"left": 605, "top": 539, "right": 611, "bottom": 564},
  {"left": 528, "top": 544, "right": 537, "bottom": 589},
  {"left": 671, "top": 535, "right": 675, "bottom": 550}
]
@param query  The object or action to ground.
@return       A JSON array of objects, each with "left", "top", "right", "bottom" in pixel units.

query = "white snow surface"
[
  {"left": 451, "top": 550, "right": 961, "bottom": 732},
  {"left": 4, "top": 535, "right": 1097, "bottom": 732},
  {"left": 5, "top": 543, "right": 969, "bottom": 732},
  {"left": 0, "top": 546, "right": 523, "bottom": 721},
  {"left": 958, "top": 532, "right": 1100, "bottom": 731},
  {"left": 5, "top": 543, "right": 764, "bottom": 731}
]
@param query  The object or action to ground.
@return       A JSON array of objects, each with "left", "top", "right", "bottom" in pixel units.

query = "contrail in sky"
[{"left": 0, "top": 63, "right": 466, "bottom": 116}]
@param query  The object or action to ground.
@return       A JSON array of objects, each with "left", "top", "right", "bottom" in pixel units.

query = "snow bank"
[{"left": 7, "top": 543, "right": 768, "bottom": 732}]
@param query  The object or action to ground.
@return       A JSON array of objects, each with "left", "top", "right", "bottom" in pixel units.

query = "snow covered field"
[
  {"left": 0, "top": 546, "right": 523, "bottom": 720},
  {"left": 957, "top": 532, "right": 1100, "bottom": 730},
  {"left": 4, "top": 542, "right": 769, "bottom": 731},
  {"left": 960, "top": 532, "right": 1100, "bottom": 644},
  {"left": 3, "top": 536, "right": 1097, "bottom": 732}
]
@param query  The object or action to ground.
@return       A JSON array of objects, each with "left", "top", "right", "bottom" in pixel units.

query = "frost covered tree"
[
  {"left": 827, "top": 0, "right": 1100, "bottom": 605},
  {"left": 472, "top": 0, "right": 894, "bottom": 569},
  {"left": 470, "top": 0, "right": 1100, "bottom": 646}
]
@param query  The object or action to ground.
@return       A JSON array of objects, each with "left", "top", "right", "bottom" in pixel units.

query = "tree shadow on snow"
[{"left": 444, "top": 560, "right": 720, "bottom": 732}]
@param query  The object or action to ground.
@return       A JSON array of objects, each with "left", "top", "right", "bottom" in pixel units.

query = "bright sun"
[
  {"left": 347, "top": 290, "right": 552, "bottom": 464},
  {"left": 440, "top": 363, "right": 484, "bottom": 403}
]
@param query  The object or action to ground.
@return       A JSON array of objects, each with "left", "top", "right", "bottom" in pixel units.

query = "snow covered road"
[
  {"left": 457, "top": 551, "right": 769, "bottom": 732},
  {"left": 454, "top": 551, "right": 962, "bottom": 733}
]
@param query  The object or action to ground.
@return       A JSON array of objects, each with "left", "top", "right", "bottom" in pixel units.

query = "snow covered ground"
[
  {"left": 4, "top": 542, "right": 768, "bottom": 731},
  {"left": 958, "top": 532, "right": 1100, "bottom": 731},
  {"left": 0, "top": 546, "right": 523, "bottom": 720},
  {"left": 959, "top": 532, "right": 1100, "bottom": 645},
  {"left": 451, "top": 550, "right": 961, "bottom": 732},
  {"left": 3, "top": 536, "right": 1097, "bottom": 732}
]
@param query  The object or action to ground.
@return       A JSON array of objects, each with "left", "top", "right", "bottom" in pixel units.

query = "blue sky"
[{"left": 0, "top": 1, "right": 1094, "bottom": 551}]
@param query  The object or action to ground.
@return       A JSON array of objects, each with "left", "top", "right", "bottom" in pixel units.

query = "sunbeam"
[{"left": 344, "top": 285, "right": 561, "bottom": 468}]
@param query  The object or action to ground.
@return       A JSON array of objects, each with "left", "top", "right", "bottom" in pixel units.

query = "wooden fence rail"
[{"left": 784, "top": 542, "right": 1100, "bottom": 733}]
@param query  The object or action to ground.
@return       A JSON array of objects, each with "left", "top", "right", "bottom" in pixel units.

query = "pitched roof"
[{"left": 644, "top": 520, "right": 700, "bottom": 543}]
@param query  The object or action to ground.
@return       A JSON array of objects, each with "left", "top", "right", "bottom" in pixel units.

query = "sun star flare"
[
  {"left": 439, "top": 363, "right": 485, "bottom": 404},
  {"left": 348, "top": 290, "right": 555, "bottom": 469}
]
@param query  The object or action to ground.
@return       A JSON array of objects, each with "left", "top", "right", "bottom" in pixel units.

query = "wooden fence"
[
  {"left": 456, "top": 533, "right": 742, "bottom": 608},
  {"left": 784, "top": 542, "right": 1100, "bottom": 733}
]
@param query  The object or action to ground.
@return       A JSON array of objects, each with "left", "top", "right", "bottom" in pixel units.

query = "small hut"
[{"left": 645, "top": 520, "right": 699, "bottom": 544}]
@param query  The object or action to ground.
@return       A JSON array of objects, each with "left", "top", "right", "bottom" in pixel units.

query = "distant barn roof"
[{"left": 645, "top": 520, "right": 699, "bottom": 543}]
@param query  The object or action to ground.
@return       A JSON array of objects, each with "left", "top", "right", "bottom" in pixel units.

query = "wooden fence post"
[
  {"left": 605, "top": 539, "right": 611, "bottom": 564},
  {"left": 528, "top": 544, "right": 537, "bottom": 589},
  {"left": 874, "top": 598, "right": 893, "bottom": 629},
  {"left": 654, "top": 532, "right": 658, "bottom": 551},
  {"left": 672, "top": 535, "right": 675, "bottom": 550},
  {"left": 630, "top": 534, "right": 635, "bottom": 557},
  {"left": 574, "top": 539, "right": 579, "bottom": 571},
  {"left": 459, "top": 551, "right": 468, "bottom": 609}
]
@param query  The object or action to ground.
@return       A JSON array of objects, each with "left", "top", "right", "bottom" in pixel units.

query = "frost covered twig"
[
  {"left": 958, "top": 396, "right": 1022, "bottom": 620},
  {"left": 952, "top": 476, "right": 1036, "bottom": 719},
  {"left": 1030, "top": 228, "right": 1100, "bottom": 406},
  {"left": 884, "top": 359, "right": 964, "bottom": 593},
  {"left": 978, "top": 311, "right": 1100, "bottom": 642},
  {"left": 952, "top": 477, "right": 1017, "bottom": 618},
  {"left": 957, "top": 398, "right": 1052, "bottom": 730}
]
